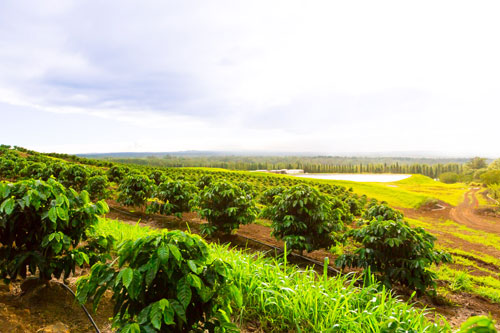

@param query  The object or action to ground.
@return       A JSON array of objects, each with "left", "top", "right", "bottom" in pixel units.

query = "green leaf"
[
  {"left": 168, "top": 244, "right": 181, "bottom": 262},
  {"left": 170, "top": 299, "right": 186, "bottom": 323},
  {"left": 230, "top": 284, "right": 243, "bottom": 308},
  {"left": 1, "top": 198, "right": 15, "bottom": 215},
  {"left": 163, "top": 305, "right": 175, "bottom": 325},
  {"left": 145, "top": 260, "right": 159, "bottom": 286},
  {"left": 188, "top": 273, "right": 202, "bottom": 290},
  {"left": 121, "top": 267, "right": 133, "bottom": 289},
  {"left": 157, "top": 245, "right": 169, "bottom": 264},
  {"left": 137, "top": 304, "right": 152, "bottom": 325},
  {"left": 176, "top": 277, "right": 192, "bottom": 309},
  {"left": 56, "top": 206, "right": 68, "bottom": 221},
  {"left": 121, "top": 323, "right": 140, "bottom": 333},
  {"left": 150, "top": 302, "right": 162, "bottom": 330},
  {"left": 187, "top": 260, "right": 197, "bottom": 273},
  {"left": 48, "top": 207, "right": 58, "bottom": 223}
]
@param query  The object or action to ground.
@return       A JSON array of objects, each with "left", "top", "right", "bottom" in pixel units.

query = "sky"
[{"left": 0, "top": 1, "right": 499, "bottom": 157}]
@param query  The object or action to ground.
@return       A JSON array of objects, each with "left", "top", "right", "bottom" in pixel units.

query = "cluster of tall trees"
[{"left": 96, "top": 155, "right": 467, "bottom": 179}]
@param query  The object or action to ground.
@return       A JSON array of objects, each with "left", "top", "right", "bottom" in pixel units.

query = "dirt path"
[{"left": 450, "top": 188, "right": 500, "bottom": 235}]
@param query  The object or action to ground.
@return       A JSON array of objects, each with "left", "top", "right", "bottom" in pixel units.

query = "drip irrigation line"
[
  {"left": 236, "top": 233, "right": 341, "bottom": 275},
  {"left": 54, "top": 282, "right": 100, "bottom": 333}
]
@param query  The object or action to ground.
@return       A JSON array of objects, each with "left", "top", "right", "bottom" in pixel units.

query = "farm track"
[
  {"left": 450, "top": 188, "right": 500, "bottom": 235},
  {"left": 403, "top": 188, "right": 500, "bottom": 265}
]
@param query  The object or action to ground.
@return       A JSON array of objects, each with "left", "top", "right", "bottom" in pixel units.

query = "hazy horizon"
[{"left": 1, "top": 1, "right": 499, "bottom": 156}]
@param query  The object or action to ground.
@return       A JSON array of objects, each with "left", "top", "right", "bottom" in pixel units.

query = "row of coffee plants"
[
  {"left": 0, "top": 177, "right": 240, "bottom": 331},
  {"left": 0, "top": 146, "right": 497, "bottom": 331},
  {"left": 1, "top": 146, "right": 450, "bottom": 294}
]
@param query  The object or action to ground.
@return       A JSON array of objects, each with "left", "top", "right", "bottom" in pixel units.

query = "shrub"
[
  {"left": 336, "top": 219, "right": 451, "bottom": 294},
  {"left": 0, "top": 158, "right": 15, "bottom": 178},
  {"left": 362, "top": 201, "right": 404, "bottom": 221},
  {"left": 117, "top": 174, "right": 155, "bottom": 208},
  {"left": 439, "top": 172, "right": 459, "bottom": 184},
  {"left": 236, "top": 182, "right": 257, "bottom": 199},
  {"left": 147, "top": 180, "right": 198, "bottom": 218},
  {"left": 149, "top": 170, "right": 168, "bottom": 185},
  {"left": 195, "top": 175, "right": 213, "bottom": 190},
  {"left": 196, "top": 181, "right": 258, "bottom": 235},
  {"left": 107, "top": 165, "right": 129, "bottom": 183},
  {"left": 59, "top": 164, "right": 90, "bottom": 191},
  {"left": 259, "top": 186, "right": 285, "bottom": 206},
  {"left": 76, "top": 231, "right": 240, "bottom": 332},
  {"left": 20, "top": 162, "right": 52, "bottom": 180},
  {"left": 84, "top": 175, "right": 111, "bottom": 201},
  {"left": 0, "top": 179, "right": 109, "bottom": 282},
  {"left": 480, "top": 170, "right": 500, "bottom": 185},
  {"left": 264, "top": 184, "right": 345, "bottom": 254}
]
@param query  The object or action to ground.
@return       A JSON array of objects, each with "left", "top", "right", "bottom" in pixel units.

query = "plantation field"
[{"left": 1, "top": 146, "right": 499, "bottom": 331}]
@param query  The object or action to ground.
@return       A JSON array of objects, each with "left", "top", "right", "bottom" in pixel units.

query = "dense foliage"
[
  {"left": 336, "top": 219, "right": 452, "bottom": 293},
  {"left": 85, "top": 175, "right": 111, "bottom": 201},
  {"left": 481, "top": 170, "right": 500, "bottom": 185},
  {"left": 76, "top": 231, "right": 240, "bottom": 332},
  {"left": 147, "top": 180, "right": 198, "bottom": 218},
  {"left": 0, "top": 178, "right": 109, "bottom": 282},
  {"left": 265, "top": 184, "right": 346, "bottom": 254},
  {"left": 117, "top": 174, "right": 155, "bottom": 208},
  {"left": 439, "top": 172, "right": 460, "bottom": 184},
  {"left": 196, "top": 181, "right": 258, "bottom": 235},
  {"left": 59, "top": 164, "right": 90, "bottom": 191},
  {"left": 362, "top": 201, "right": 404, "bottom": 221}
]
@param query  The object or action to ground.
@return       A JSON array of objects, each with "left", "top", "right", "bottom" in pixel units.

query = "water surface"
[{"left": 295, "top": 173, "right": 411, "bottom": 182}]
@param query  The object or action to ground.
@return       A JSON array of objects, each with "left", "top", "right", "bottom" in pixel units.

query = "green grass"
[
  {"left": 298, "top": 175, "right": 467, "bottom": 208},
  {"left": 91, "top": 218, "right": 156, "bottom": 244},
  {"left": 90, "top": 218, "right": 449, "bottom": 332},
  {"left": 435, "top": 265, "right": 500, "bottom": 304}
]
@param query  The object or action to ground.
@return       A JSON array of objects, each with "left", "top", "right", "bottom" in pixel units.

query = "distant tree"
[
  {"left": 467, "top": 157, "right": 487, "bottom": 170},
  {"left": 481, "top": 170, "right": 500, "bottom": 185},
  {"left": 488, "top": 158, "right": 500, "bottom": 170},
  {"left": 439, "top": 172, "right": 459, "bottom": 184}
]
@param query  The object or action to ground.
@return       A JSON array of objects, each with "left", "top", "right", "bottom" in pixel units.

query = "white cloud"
[{"left": 0, "top": 0, "right": 499, "bottom": 156}]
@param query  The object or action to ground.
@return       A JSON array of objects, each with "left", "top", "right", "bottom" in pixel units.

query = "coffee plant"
[
  {"left": 196, "top": 181, "right": 258, "bottom": 235},
  {"left": 0, "top": 178, "right": 109, "bottom": 282},
  {"left": 264, "top": 184, "right": 346, "bottom": 254},
  {"left": 147, "top": 180, "right": 198, "bottom": 218},
  {"left": 362, "top": 200, "right": 404, "bottom": 221},
  {"left": 149, "top": 170, "right": 168, "bottom": 185},
  {"left": 107, "top": 165, "right": 130, "bottom": 183},
  {"left": 117, "top": 174, "right": 155, "bottom": 208},
  {"left": 259, "top": 186, "right": 285, "bottom": 206},
  {"left": 59, "top": 164, "right": 90, "bottom": 191},
  {"left": 84, "top": 175, "right": 111, "bottom": 201},
  {"left": 76, "top": 231, "right": 240, "bottom": 332},
  {"left": 195, "top": 175, "right": 213, "bottom": 190},
  {"left": 336, "top": 219, "right": 451, "bottom": 294}
]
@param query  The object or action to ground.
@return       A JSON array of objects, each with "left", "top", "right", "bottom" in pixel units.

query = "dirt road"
[{"left": 450, "top": 188, "right": 500, "bottom": 235}]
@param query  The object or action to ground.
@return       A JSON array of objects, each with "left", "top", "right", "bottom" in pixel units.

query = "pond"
[{"left": 294, "top": 173, "right": 411, "bottom": 182}]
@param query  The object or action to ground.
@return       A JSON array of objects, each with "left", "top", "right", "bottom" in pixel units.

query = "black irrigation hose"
[
  {"left": 54, "top": 281, "right": 100, "bottom": 333},
  {"left": 235, "top": 233, "right": 342, "bottom": 275},
  {"left": 109, "top": 206, "right": 342, "bottom": 275}
]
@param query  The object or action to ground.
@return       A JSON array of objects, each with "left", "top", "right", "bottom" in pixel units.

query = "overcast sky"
[{"left": 0, "top": 1, "right": 499, "bottom": 157}]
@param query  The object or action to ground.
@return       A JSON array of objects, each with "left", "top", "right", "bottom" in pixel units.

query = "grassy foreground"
[{"left": 89, "top": 218, "right": 449, "bottom": 332}]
